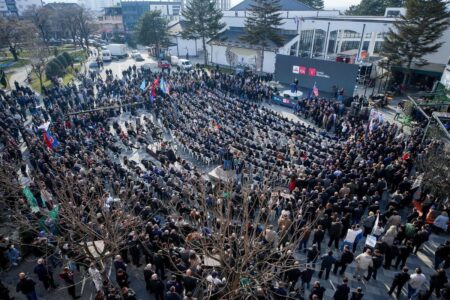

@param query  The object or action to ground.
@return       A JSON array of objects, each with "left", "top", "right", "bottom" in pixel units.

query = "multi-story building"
[
  {"left": 96, "top": 6, "right": 124, "bottom": 39},
  {"left": 0, "top": 0, "right": 42, "bottom": 16},
  {"left": 78, "top": 0, "right": 119, "bottom": 12},
  {"left": 182, "top": 0, "right": 230, "bottom": 11},
  {"left": 122, "top": 0, "right": 182, "bottom": 36}
]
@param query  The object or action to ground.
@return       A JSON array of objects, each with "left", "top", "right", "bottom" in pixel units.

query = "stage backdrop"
[{"left": 274, "top": 55, "right": 359, "bottom": 96}]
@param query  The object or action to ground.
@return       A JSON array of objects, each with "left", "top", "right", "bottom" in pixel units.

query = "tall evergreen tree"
[
  {"left": 382, "top": 0, "right": 450, "bottom": 85},
  {"left": 241, "top": 0, "right": 284, "bottom": 73},
  {"left": 135, "top": 10, "right": 168, "bottom": 58},
  {"left": 182, "top": 0, "right": 225, "bottom": 65},
  {"left": 346, "top": 0, "right": 403, "bottom": 16},
  {"left": 302, "top": 0, "right": 324, "bottom": 10}
]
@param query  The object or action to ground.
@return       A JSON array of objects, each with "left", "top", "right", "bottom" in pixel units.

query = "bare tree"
[
  {"left": 0, "top": 17, "right": 37, "bottom": 61},
  {"left": 28, "top": 41, "right": 49, "bottom": 90},
  {"left": 416, "top": 137, "right": 450, "bottom": 205},
  {"left": 23, "top": 6, "right": 53, "bottom": 48}
]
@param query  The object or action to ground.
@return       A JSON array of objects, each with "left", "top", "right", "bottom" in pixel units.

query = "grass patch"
[
  {"left": 71, "top": 50, "right": 88, "bottom": 63},
  {"left": 30, "top": 69, "right": 77, "bottom": 93}
]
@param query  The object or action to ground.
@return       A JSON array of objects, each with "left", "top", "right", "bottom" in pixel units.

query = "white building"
[
  {"left": 167, "top": 20, "right": 202, "bottom": 57},
  {"left": 78, "top": 0, "right": 119, "bottom": 12},
  {"left": 182, "top": 0, "right": 230, "bottom": 11},
  {"left": 204, "top": 0, "right": 449, "bottom": 82}
]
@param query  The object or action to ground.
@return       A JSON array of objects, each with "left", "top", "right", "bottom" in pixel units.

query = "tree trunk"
[
  {"left": 9, "top": 46, "right": 18, "bottom": 61},
  {"left": 202, "top": 36, "right": 208, "bottom": 66},
  {"left": 260, "top": 47, "right": 265, "bottom": 73},
  {"left": 402, "top": 59, "right": 412, "bottom": 86}
]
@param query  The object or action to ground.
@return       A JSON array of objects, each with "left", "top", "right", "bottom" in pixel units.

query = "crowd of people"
[{"left": 0, "top": 59, "right": 449, "bottom": 300}]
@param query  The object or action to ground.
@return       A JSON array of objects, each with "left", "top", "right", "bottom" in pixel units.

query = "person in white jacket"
[
  {"left": 354, "top": 249, "right": 373, "bottom": 281},
  {"left": 88, "top": 263, "right": 103, "bottom": 292},
  {"left": 408, "top": 268, "right": 426, "bottom": 299}
]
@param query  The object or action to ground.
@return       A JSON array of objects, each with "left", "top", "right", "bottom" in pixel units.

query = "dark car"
[{"left": 134, "top": 54, "right": 145, "bottom": 62}]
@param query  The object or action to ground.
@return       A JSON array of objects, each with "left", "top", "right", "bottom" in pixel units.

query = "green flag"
[
  {"left": 23, "top": 187, "right": 40, "bottom": 213},
  {"left": 49, "top": 204, "right": 60, "bottom": 220}
]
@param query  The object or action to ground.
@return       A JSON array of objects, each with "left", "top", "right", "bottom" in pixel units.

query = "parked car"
[
  {"left": 88, "top": 61, "right": 100, "bottom": 73},
  {"left": 178, "top": 59, "right": 193, "bottom": 70},
  {"left": 102, "top": 50, "right": 112, "bottom": 62},
  {"left": 131, "top": 50, "right": 139, "bottom": 58},
  {"left": 134, "top": 54, "right": 145, "bottom": 62},
  {"left": 158, "top": 60, "right": 171, "bottom": 69}
]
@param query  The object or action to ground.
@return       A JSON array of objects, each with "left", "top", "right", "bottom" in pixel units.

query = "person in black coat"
[
  {"left": 166, "top": 286, "right": 182, "bottom": 300},
  {"left": 301, "top": 264, "right": 315, "bottom": 290},
  {"left": 286, "top": 261, "right": 302, "bottom": 288},
  {"left": 307, "top": 245, "right": 320, "bottom": 268},
  {"left": 394, "top": 241, "right": 413, "bottom": 269},
  {"left": 333, "top": 277, "right": 350, "bottom": 300},
  {"left": 16, "top": 272, "right": 37, "bottom": 300},
  {"left": 144, "top": 264, "right": 154, "bottom": 291},
  {"left": 149, "top": 273, "right": 165, "bottom": 300},
  {"left": 116, "top": 269, "right": 129, "bottom": 288},
  {"left": 350, "top": 287, "right": 364, "bottom": 300},
  {"left": 34, "top": 258, "right": 57, "bottom": 290},
  {"left": 318, "top": 251, "right": 336, "bottom": 280},
  {"left": 333, "top": 245, "right": 354, "bottom": 275},
  {"left": 388, "top": 267, "right": 410, "bottom": 298},
  {"left": 427, "top": 269, "right": 448, "bottom": 298},
  {"left": 309, "top": 281, "right": 326, "bottom": 300}
]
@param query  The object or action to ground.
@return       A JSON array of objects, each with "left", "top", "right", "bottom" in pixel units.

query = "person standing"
[
  {"left": 309, "top": 281, "right": 326, "bottom": 300},
  {"left": 149, "top": 273, "right": 165, "bottom": 300},
  {"left": 88, "top": 263, "right": 103, "bottom": 292},
  {"left": 300, "top": 264, "right": 314, "bottom": 290},
  {"left": 395, "top": 241, "right": 413, "bottom": 270},
  {"left": 33, "top": 258, "right": 57, "bottom": 290},
  {"left": 333, "top": 245, "right": 354, "bottom": 276},
  {"left": 350, "top": 287, "right": 364, "bottom": 300},
  {"left": 328, "top": 218, "right": 343, "bottom": 250},
  {"left": 354, "top": 249, "right": 373, "bottom": 281},
  {"left": 59, "top": 267, "right": 80, "bottom": 299},
  {"left": 312, "top": 226, "right": 325, "bottom": 252},
  {"left": 333, "top": 277, "right": 350, "bottom": 300},
  {"left": 427, "top": 269, "right": 448, "bottom": 298},
  {"left": 16, "top": 272, "right": 38, "bottom": 300},
  {"left": 318, "top": 251, "right": 336, "bottom": 280},
  {"left": 388, "top": 267, "right": 410, "bottom": 298},
  {"left": 408, "top": 268, "right": 426, "bottom": 300},
  {"left": 364, "top": 249, "right": 383, "bottom": 281}
]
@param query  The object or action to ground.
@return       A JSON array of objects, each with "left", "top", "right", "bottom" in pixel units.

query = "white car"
[
  {"left": 102, "top": 50, "right": 112, "bottom": 62},
  {"left": 131, "top": 50, "right": 140, "bottom": 58},
  {"left": 178, "top": 59, "right": 193, "bottom": 70}
]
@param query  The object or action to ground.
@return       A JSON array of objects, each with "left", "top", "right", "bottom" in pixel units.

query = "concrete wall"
[
  {"left": 423, "top": 29, "right": 450, "bottom": 65},
  {"left": 168, "top": 36, "right": 201, "bottom": 57}
]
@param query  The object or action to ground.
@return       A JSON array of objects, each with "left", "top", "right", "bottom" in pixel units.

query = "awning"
[
  {"left": 392, "top": 63, "right": 445, "bottom": 77},
  {"left": 230, "top": 47, "right": 257, "bottom": 57}
]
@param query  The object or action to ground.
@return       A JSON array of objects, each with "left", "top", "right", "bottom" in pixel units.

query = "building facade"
[
  {"left": 122, "top": 0, "right": 182, "bottom": 35},
  {"left": 96, "top": 6, "right": 124, "bottom": 39},
  {"left": 0, "top": 0, "right": 42, "bottom": 16},
  {"left": 78, "top": 0, "right": 119, "bottom": 12}
]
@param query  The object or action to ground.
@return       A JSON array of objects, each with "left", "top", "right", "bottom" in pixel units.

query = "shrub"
[
  {"left": 62, "top": 52, "right": 73, "bottom": 65},
  {"left": 56, "top": 54, "right": 68, "bottom": 68},
  {"left": 45, "top": 59, "right": 64, "bottom": 79}
]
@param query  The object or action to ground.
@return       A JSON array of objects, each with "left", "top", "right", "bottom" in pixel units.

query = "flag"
[
  {"left": 312, "top": 82, "right": 319, "bottom": 97},
  {"left": 160, "top": 78, "right": 166, "bottom": 93},
  {"left": 49, "top": 204, "right": 60, "bottom": 220},
  {"left": 159, "top": 78, "right": 170, "bottom": 95},
  {"left": 23, "top": 187, "right": 40, "bottom": 213},
  {"left": 43, "top": 129, "right": 59, "bottom": 149},
  {"left": 140, "top": 80, "right": 146, "bottom": 91}
]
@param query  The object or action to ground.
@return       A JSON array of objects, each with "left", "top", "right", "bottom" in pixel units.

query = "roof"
[
  {"left": 209, "top": 27, "right": 298, "bottom": 50},
  {"left": 229, "top": 0, "right": 314, "bottom": 11},
  {"left": 44, "top": 2, "right": 82, "bottom": 10},
  {"left": 168, "top": 20, "right": 187, "bottom": 35}
]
